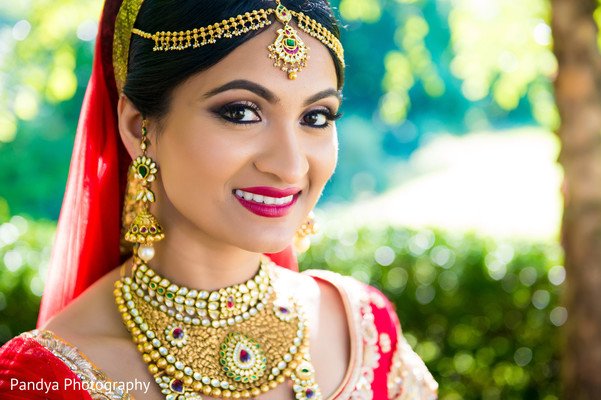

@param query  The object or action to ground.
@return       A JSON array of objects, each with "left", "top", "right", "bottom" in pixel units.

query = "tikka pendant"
[{"left": 268, "top": 1, "right": 309, "bottom": 79}]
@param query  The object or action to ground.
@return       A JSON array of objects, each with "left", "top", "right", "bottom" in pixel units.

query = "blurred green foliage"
[
  {"left": 0, "top": 0, "right": 101, "bottom": 219},
  {"left": 301, "top": 226, "right": 563, "bottom": 400},
  {"left": 0, "top": 200, "right": 53, "bottom": 343}
]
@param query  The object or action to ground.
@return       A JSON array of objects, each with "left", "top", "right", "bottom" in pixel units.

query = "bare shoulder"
[
  {"left": 41, "top": 265, "right": 138, "bottom": 378},
  {"left": 41, "top": 264, "right": 154, "bottom": 397},
  {"left": 43, "top": 266, "right": 126, "bottom": 341}
]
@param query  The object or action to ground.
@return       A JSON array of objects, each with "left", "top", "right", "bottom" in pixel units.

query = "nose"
[{"left": 254, "top": 123, "right": 309, "bottom": 184}]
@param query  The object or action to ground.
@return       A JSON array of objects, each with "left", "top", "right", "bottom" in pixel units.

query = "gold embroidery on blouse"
[
  {"left": 380, "top": 332, "right": 392, "bottom": 354},
  {"left": 387, "top": 336, "right": 438, "bottom": 400},
  {"left": 369, "top": 291, "right": 387, "bottom": 309},
  {"left": 22, "top": 330, "right": 132, "bottom": 400},
  {"left": 350, "top": 294, "right": 380, "bottom": 399},
  {"left": 300, "top": 269, "right": 438, "bottom": 399}
]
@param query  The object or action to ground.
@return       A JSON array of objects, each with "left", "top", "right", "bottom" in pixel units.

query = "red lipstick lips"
[{"left": 234, "top": 186, "right": 301, "bottom": 218}]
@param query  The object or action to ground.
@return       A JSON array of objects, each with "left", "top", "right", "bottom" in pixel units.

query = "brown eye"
[
  {"left": 302, "top": 109, "right": 337, "bottom": 128},
  {"left": 217, "top": 103, "right": 261, "bottom": 124},
  {"left": 229, "top": 108, "right": 248, "bottom": 120}
]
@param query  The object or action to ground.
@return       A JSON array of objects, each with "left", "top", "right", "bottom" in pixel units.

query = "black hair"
[{"left": 123, "top": 0, "right": 344, "bottom": 120}]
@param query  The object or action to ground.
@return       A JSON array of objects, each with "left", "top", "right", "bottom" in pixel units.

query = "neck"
[{"left": 144, "top": 228, "right": 263, "bottom": 291}]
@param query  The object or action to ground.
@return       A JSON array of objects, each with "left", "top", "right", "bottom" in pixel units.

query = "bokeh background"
[{"left": 0, "top": 0, "right": 570, "bottom": 399}]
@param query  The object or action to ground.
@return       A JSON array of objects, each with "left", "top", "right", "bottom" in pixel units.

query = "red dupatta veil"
[{"left": 37, "top": 0, "right": 298, "bottom": 328}]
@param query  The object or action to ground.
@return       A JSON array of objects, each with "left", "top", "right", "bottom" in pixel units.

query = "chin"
[{"left": 238, "top": 235, "right": 294, "bottom": 255}]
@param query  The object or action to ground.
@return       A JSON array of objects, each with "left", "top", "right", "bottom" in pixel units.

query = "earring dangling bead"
[
  {"left": 138, "top": 244, "right": 156, "bottom": 261},
  {"left": 294, "top": 212, "right": 318, "bottom": 254}
]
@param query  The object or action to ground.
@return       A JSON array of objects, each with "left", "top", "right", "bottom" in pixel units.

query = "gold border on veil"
[{"left": 113, "top": 0, "right": 146, "bottom": 93}]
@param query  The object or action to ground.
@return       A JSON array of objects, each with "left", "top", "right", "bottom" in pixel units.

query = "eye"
[
  {"left": 302, "top": 108, "right": 342, "bottom": 128},
  {"left": 216, "top": 102, "right": 261, "bottom": 124}
]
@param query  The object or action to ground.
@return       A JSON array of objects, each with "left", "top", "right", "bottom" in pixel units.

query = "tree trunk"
[{"left": 551, "top": 0, "right": 601, "bottom": 397}]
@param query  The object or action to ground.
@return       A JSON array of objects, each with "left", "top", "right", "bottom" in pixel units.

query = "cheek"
[
  {"left": 310, "top": 133, "right": 338, "bottom": 186},
  {"left": 156, "top": 128, "right": 245, "bottom": 201}
]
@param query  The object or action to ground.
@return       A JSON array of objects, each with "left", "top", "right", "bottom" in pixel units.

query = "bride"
[{"left": 0, "top": 1, "right": 437, "bottom": 399}]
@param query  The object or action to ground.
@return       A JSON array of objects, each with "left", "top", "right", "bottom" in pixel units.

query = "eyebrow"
[
  {"left": 203, "top": 79, "right": 341, "bottom": 106},
  {"left": 204, "top": 80, "right": 279, "bottom": 103},
  {"left": 304, "top": 88, "right": 342, "bottom": 107}
]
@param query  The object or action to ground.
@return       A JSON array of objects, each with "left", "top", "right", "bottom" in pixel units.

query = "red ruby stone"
[
  {"left": 239, "top": 349, "right": 250, "bottom": 363},
  {"left": 173, "top": 328, "right": 184, "bottom": 339},
  {"left": 227, "top": 297, "right": 234, "bottom": 308},
  {"left": 140, "top": 227, "right": 147, "bottom": 233},
  {"left": 306, "top": 388, "right": 314, "bottom": 398},
  {"left": 279, "top": 306, "right": 289, "bottom": 314},
  {"left": 170, "top": 379, "right": 184, "bottom": 393}
]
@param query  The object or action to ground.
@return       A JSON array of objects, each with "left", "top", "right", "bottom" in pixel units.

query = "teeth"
[{"left": 235, "top": 190, "right": 295, "bottom": 206}]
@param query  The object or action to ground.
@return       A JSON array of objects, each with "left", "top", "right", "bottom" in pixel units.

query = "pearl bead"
[
  {"left": 294, "top": 236, "right": 310, "bottom": 254},
  {"left": 138, "top": 245, "right": 155, "bottom": 261}
]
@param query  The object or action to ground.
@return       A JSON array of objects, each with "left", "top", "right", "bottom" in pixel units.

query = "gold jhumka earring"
[
  {"left": 124, "top": 117, "right": 164, "bottom": 261},
  {"left": 294, "top": 211, "right": 318, "bottom": 254}
]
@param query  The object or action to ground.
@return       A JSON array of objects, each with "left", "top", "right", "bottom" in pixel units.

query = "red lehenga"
[{"left": 0, "top": 0, "right": 437, "bottom": 398}]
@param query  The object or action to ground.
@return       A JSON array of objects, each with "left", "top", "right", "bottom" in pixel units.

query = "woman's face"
[{"left": 148, "top": 26, "right": 340, "bottom": 253}]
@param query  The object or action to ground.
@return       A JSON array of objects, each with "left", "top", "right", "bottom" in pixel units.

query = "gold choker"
[{"left": 114, "top": 256, "right": 322, "bottom": 399}]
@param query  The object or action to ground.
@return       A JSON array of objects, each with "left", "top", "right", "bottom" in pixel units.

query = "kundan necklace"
[{"left": 114, "top": 254, "right": 321, "bottom": 400}]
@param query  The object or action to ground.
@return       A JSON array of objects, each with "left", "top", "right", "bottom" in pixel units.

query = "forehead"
[{"left": 172, "top": 25, "right": 339, "bottom": 102}]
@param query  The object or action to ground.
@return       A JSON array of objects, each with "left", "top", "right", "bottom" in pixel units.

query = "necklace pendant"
[
  {"left": 157, "top": 376, "right": 201, "bottom": 400},
  {"left": 221, "top": 332, "right": 266, "bottom": 383},
  {"left": 292, "top": 359, "right": 322, "bottom": 400}
]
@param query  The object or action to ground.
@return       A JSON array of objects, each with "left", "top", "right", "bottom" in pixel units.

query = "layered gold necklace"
[{"left": 114, "top": 255, "right": 321, "bottom": 400}]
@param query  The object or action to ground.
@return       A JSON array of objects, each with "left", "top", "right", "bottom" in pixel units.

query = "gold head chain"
[{"left": 113, "top": 0, "right": 344, "bottom": 90}]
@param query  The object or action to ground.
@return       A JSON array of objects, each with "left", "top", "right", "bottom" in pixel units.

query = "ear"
[{"left": 118, "top": 95, "right": 144, "bottom": 159}]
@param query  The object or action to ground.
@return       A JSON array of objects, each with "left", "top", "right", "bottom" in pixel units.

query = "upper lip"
[{"left": 236, "top": 186, "right": 302, "bottom": 198}]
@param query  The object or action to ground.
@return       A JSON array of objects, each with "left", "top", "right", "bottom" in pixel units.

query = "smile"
[
  {"left": 234, "top": 190, "right": 294, "bottom": 205},
  {"left": 233, "top": 187, "right": 301, "bottom": 218}
]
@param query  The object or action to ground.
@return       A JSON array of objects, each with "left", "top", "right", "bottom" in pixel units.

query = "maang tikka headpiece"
[{"left": 113, "top": 0, "right": 344, "bottom": 90}]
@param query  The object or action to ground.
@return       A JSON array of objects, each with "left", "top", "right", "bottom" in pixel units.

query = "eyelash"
[
  {"left": 214, "top": 101, "right": 261, "bottom": 125},
  {"left": 213, "top": 102, "right": 342, "bottom": 128},
  {"left": 302, "top": 108, "right": 343, "bottom": 129}
]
